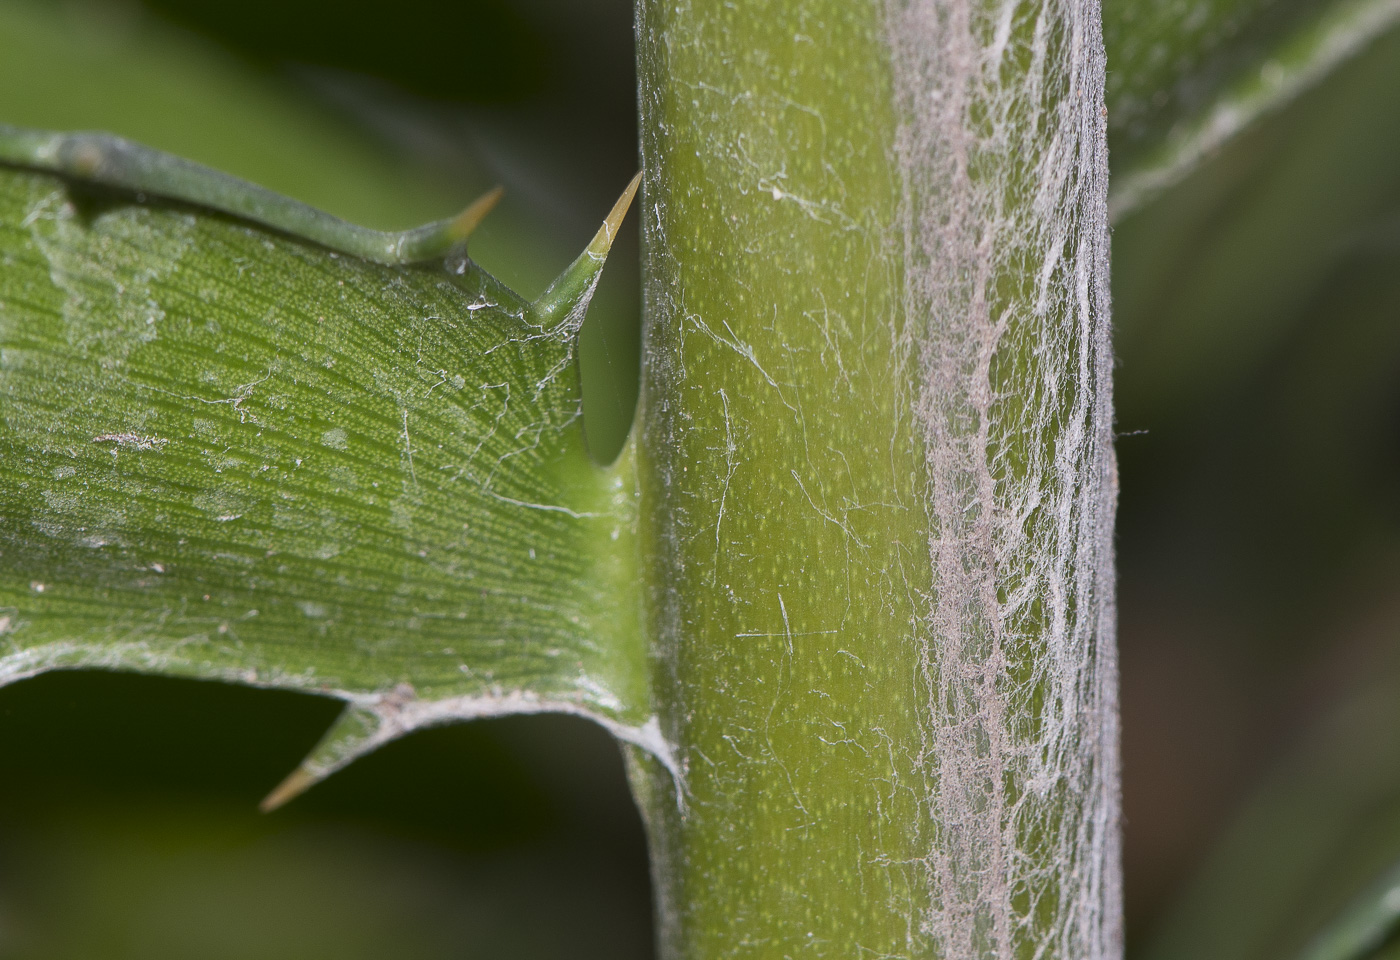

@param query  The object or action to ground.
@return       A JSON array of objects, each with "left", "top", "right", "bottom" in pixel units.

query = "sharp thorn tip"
[
  {"left": 588, "top": 171, "right": 642, "bottom": 257},
  {"left": 606, "top": 172, "right": 642, "bottom": 237},
  {"left": 259, "top": 766, "right": 318, "bottom": 813},
  {"left": 449, "top": 185, "right": 505, "bottom": 241}
]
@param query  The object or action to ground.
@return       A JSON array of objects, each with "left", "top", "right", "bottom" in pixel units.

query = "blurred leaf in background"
[{"left": 1105, "top": 0, "right": 1400, "bottom": 955}]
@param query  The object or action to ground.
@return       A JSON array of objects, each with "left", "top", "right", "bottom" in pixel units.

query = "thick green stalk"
[{"left": 628, "top": 0, "right": 1120, "bottom": 957}]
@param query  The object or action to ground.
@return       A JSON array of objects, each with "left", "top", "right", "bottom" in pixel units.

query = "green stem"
[{"left": 628, "top": 0, "right": 1120, "bottom": 956}]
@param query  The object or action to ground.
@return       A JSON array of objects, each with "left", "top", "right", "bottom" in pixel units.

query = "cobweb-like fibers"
[{"left": 887, "top": 0, "right": 1122, "bottom": 956}]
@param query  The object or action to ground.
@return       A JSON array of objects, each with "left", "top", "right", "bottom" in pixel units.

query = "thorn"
[
  {"left": 589, "top": 171, "right": 642, "bottom": 256},
  {"left": 530, "top": 171, "right": 642, "bottom": 332},
  {"left": 446, "top": 185, "right": 505, "bottom": 244},
  {"left": 259, "top": 765, "right": 318, "bottom": 813},
  {"left": 258, "top": 701, "right": 381, "bottom": 813}
]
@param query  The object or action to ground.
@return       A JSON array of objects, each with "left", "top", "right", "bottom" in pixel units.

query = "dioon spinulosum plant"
[{"left": 0, "top": 0, "right": 1121, "bottom": 956}]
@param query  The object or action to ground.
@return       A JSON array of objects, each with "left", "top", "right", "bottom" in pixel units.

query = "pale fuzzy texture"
[{"left": 886, "top": 0, "right": 1121, "bottom": 957}]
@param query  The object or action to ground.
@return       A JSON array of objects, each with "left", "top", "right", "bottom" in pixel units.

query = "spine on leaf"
[
  {"left": 0, "top": 135, "right": 658, "bottom": 816},
  {"left": 258, "top": 173, "right": 647, "bottom": 812},
  {"left": 530, "top": 171, "right": 641, "bottom": 334},
  {"left": 0, "top": 123, "right": 503, "bottom": 263}
]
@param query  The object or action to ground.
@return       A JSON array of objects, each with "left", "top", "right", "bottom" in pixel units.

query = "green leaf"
[
  {"left": 1105, "top": 0, "right": 1400, "bottom": 217},
  {"left": 0, "top": 162, "right": 658, "bottom": 805},
  {"left": 1296, "top": 859, "right": 1400, "bottom": 960},
  {"left": 1112, "top": 18, "right": 1400, "bottom": 419},
  {"left": 1115, "top": 16, "right": 1400, "bottom": 960}
]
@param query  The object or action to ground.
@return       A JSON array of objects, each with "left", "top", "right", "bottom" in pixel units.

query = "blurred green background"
[{"left": 2, "top": 0, "right": 1400, "bottom": 957}]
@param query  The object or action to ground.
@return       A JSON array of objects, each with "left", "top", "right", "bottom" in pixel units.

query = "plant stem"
[{"left": 628, "top": 0, "right": 1121, "bottom": 957}]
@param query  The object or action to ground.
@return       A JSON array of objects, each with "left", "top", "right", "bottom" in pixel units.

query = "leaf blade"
[{"left": 0, "top": 165, "right": 653, "bottom": 792}]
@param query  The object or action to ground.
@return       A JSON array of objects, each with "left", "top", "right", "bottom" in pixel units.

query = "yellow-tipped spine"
[
  {"left": 446, "top": 184, "right": 505, "bottom": 245},
  {"left": 259, "top": 766, "right": 318, "bottom": 813},
  {"left": 530, "top": 171, "right": 642, "bottom": 333}
]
